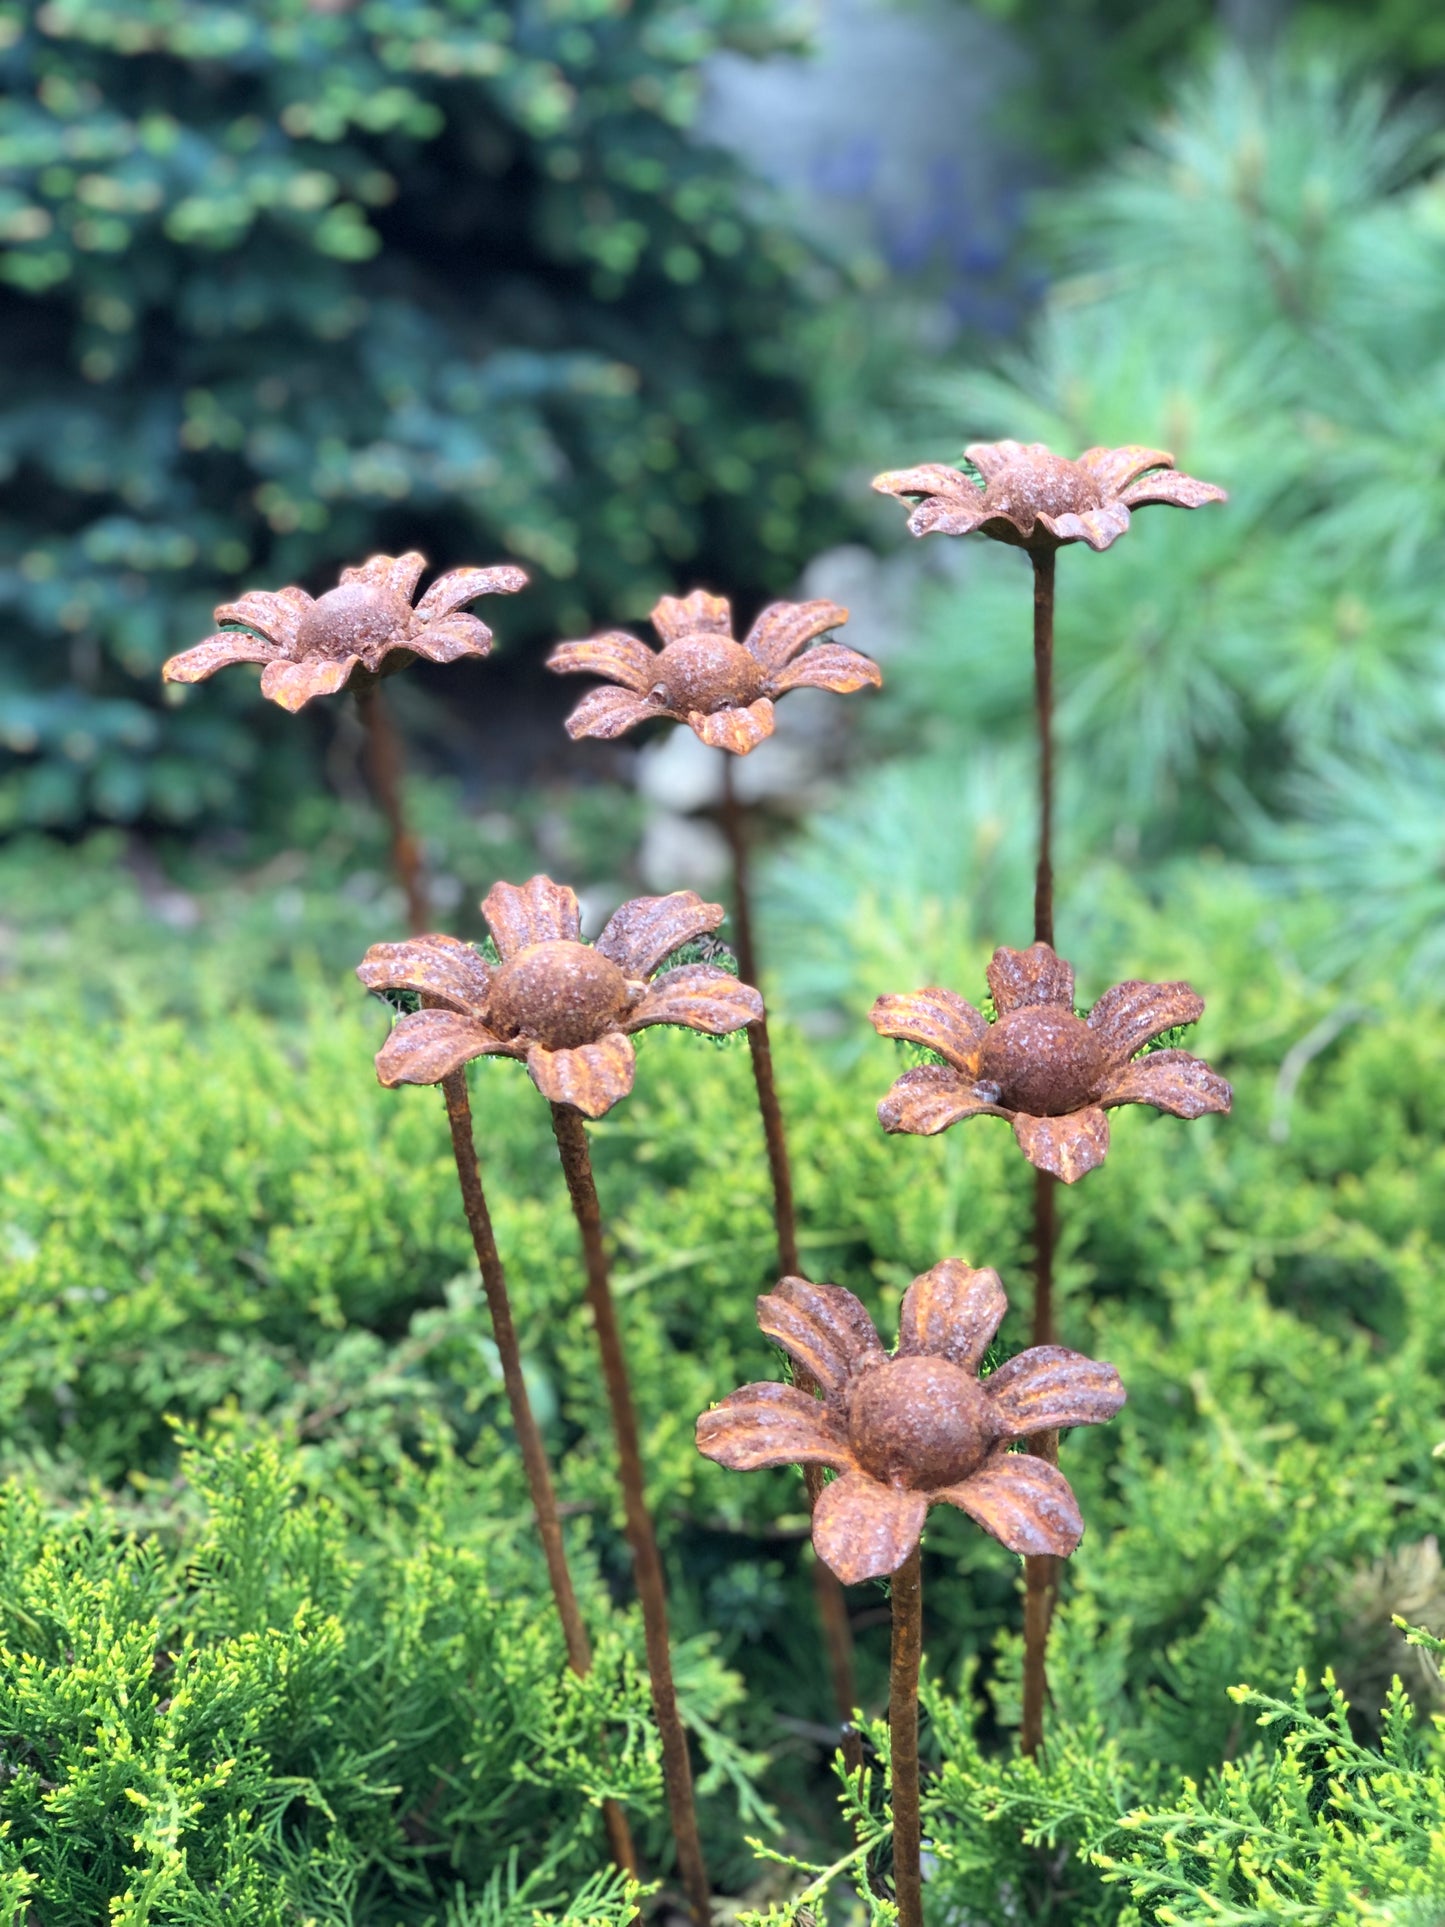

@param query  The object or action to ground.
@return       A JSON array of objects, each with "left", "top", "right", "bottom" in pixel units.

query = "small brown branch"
[
  {"left": 889, "top": 1545, "right": 924, "bottom": 1927},
  {"left": 356, "top": 681, "right": 428, "bottom": 934}
]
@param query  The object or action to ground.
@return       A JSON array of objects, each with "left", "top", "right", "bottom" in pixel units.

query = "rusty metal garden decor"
[
  {"left": 697, "top": 1263, "right": 1126, "bottom": 1927},
  {"left": 870, "top": 439, "right": 1228, "bottom": 1760}
]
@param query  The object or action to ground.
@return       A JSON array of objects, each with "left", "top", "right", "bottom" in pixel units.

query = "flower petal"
[
  {"left": 743, "top": 599, "right": 849, "bottom": 672},
  {"left": 691, "top": 699, "right": 775, "bottom": 754},
  {"left": 211, "top": 586, "right": 311, "bottom": 647},
  {"left": 909, "top": 496, "right": 990, "bottom": 539},
  {"left": 696, "top": 1382, "right": 858, "bottom": 1473},
  {"left": 594, "top": 890, "right": 725, "bottom": 976},
  {"left": 414, "top": 563, "right": 527, "bottom": 622},
  {"left": 481, "top": 875, "right": 581, "bottom": 958},
  {"left": 756, "top": 1277, "right": 885, "bottom": 1398},
  {"left": 405, "top": 613, "right": 493, "bottom": 664},
  {"left": 1118, "top": 469, "right": 1227, "bottom": 511},
  {"left": 547, "top": 631, "right": 659, "bottom": 694},
  {"left": 869, "top": 987, "right": 988, "bottom": 1071},
  {"left": 564, "top": 686, "right": 661, "bottom": 740},
  {"left": 1099, "top": 1049, "right": 1232, "bottom": 1118},
  {"left": 526, "top": 1034, "right": 635, "bottom": 1117},
  {"left": 984, "top": 1346, "right": 1126, "bottom": 1439},
  {"left": 626, "top": 964, "right": 762, "bottom": 1036},
  {"left": 897, "top": 1261, "right": 1007, "bottom": 1373},
  {"left": 356, "top": 934, "right": 492, "bottom": 1016},
  {"left": 1087, "top": 979, "right": 1205, "bottom": 1063},
  {"left": 375, "top": 1009, "right": 512, "bottom": 1087},
  {"left": 770, "top": 643, "right": 882, "bottom": 696},
  {"left": 1075, "top": 444, "right": 1174, "bottom": 494},
  {"left": 162, "top": 633, "right": 284, "bottom": 683},
  {"left": 871, "top": 463, "right": 979, "bottom": 505},
  {"left": 652, "top": 589, "right": 731, "bottom": 644},
  {"left": 986, "top": 942, "right": 1075, "bottom": 1015},
  {"left": 813, "top": 1472, "right": 927, "bottom": 1585},
  {"left": 939, "top": 1451, "right": 1084, "bottom": 1558},
  {"left": 1041, "top": 502, "right": 1131, "bottom": 552},
  {"left": 343, "top": 552, "right": 427, "bottom": 599},
  {"left": 962, "top": 439, "right": 1036, "bottom": 481},
  {"left": 259, "top": 656, "right": 359, "bottom": 711},
  {"left": 878, "top": 1064, "right": 1004, "bottom": 1135},
  {"left": 1010, "top": 1108, "right": 1110, "bottom": 1183}
]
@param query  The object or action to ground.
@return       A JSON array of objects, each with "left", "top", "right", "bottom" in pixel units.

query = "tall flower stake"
[{"left": 872, "top": 440, "right": 1226, "bottom": 1754}]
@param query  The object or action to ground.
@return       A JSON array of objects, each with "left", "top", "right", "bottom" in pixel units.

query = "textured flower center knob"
[
  {"left": 849, "top": 1356, "right": 993, "bottom": 1490},
  {"left": 295, "top": 583, "right": 415, "bottom": 662},
  {"left": 995, "top": 451, "right": 1103, "bottom": 519},
  {"left": 650, "top": 636, "right": 764, "bottom": 714},
  {"left": 488, "top": 940, "right": 632, "bottom": 1049},
  {"left": 976, "top": 1009, "right": 1108, "bottom": 1116}
]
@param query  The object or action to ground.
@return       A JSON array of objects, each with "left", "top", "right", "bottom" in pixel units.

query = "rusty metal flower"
[
  {"left": 872, "top": 441, "right": 1226, "bottom": 554},
  {"left": 162, "top": 552, "right": 528, "bottom": 712},
  {"left": 357, "top": 874, "right": 763, "bottom": 1117},
  {"left": 871, "top": 941, "right": 1232, "bottom": 1183},
  {"left": 547, "top": 589, "right": 881, "bottom": 755},
  {"left": 697, "top": 1264, "right": 1125, "bottom": 1585}
]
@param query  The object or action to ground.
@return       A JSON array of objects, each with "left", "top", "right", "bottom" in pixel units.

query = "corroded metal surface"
[
  {"left": 872, "top": 440, "right": 1226, "bottom": 553},
  {"left": 163, "top": 551, "right": 527, "bottom": 711},
  {"left": 871, "top": 940, "right": 1232, "bottom": 1183},
  {"left": 548, "top": 588, "right": 881, "bottom": 754},
  {"left": 697, "top": 1263, "right": 1126, "bottom": 1586},
  {"left": 357, "top": 874, "right": 763, "bottom": 1117}
]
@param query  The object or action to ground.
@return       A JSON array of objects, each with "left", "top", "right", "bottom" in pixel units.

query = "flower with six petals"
[
  {"left": 871, "top": 941, "right": 1232, "bottom": 1183},
  {"left": 358, "top": 874, "right": 763, "bottom": 1118},
  {"left": 163, "top": 552, "right": 527, "bottom": 713},
  {"left": 548, "top": 589, "right": 881, "bottom": 756},
  {"left": 697, "top": 1263, "right": 1125, "bottom": 1585},
  {"left": 872, "top": 440, "right": 1226, "bottom": 554}
]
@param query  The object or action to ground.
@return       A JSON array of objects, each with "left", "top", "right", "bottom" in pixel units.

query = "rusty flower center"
[
  {"left": 989, "top": 453, "right": 1103, "bottom": 520},
  {"left": 295, "top": 584, "right": 413, "bottom": 664},
  {"left": 649, "top": 636, "right": 763, "bottom": 714},
  {"left": 975, "top": 1008, "right": 1107, "bottom": 1116},
  {"left": 487, "top": 940, "right": 630, "bottom": 1050},
  {"left": 848, "top": 1355, "right": 993, "bottom": 1491}
]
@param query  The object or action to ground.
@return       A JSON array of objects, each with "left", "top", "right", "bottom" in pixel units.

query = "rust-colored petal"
[
  {"left": 1040, "top": 502, "right": 1131, "bottom": 552},
  {"left": 812, "top": 1472, "right": 927, "bottom": 1585},
  {"left": 162, "top": 633, "right": 284, "bottom": 683},
  {"left": 691, "top": 699, "right": 775, "bottom": 754},
  {"left": 356, "top": 934, "right": 492, "bottom": 1016},
  {"left": 481, "top": 875, "right": 582, "bottom": 958},
  {"left": 696, "top": 1382, "right": 858, "bottom": 1473},
  {"left": 414, "top": 563, "right": 527, "bottom": 622},
  {"left": 939, "top": 1451, "right": 1084, "bottom": 1558},
  {"left": 869, "top": 987, "right": 988, "bottom": 1072},
  {"left": 757, "top": 1277, "right": 885, "bottom": 1398},
  {"left": 212, "top": 586, "right": 311, "bottom": 648},
  {"left": 897, "top": 1260, "right": 1006, "bottom": 1373},
  {"left": 910, "top": 494, "right": 992, "bottom": 539},
  {"left": 594, "top": 890, "right": 724, "bottom": 977},
  {"left": 1011, "top": 1107, "right": 1110, "bottom": 1183},
  {"left": 547, "top": 631, "right": 659, "bottom": 694},
  {"left": 343, "top": 552, "right": 427, "bottom": 599},
  {"left": 652, "top": 589, "right": 731, "bottom": 644},
  {"left": 1119, "top": 469, "right": 1227, "bottom": 511},
  {"left": 770, "top": 643, "right": 882, "bottom": 696},
  {"left": 259, "top": 656, "right": 359, "bottom": 711},
  {"left": 564, "top": 686, "right": 660, "bottom": 740},
  {"left": 626, "top": 964, "right": 762, "bottom": 1036},
  {"left": 1075, "top": 444, "right": 1174, "bottom": 494},
  {"left": 962, "top": 439, "right": 1033, "bottom": 481},
  {"left": 375, "top": 1008, "right": 512, "bottom": 1087},
  {"left": 1086, "top": 979, "right": 1205, "bottom": 1065},
  {"left": 405, "top": 613, "right": 493, "bottom": 664},
  {"left": 525, "top": 1034, "right": 635, "bottom": 1117},
  {"left": 743, "top": 599, "right": 849, "bottom": 672},
  {"left": 1099, "top": 1050, "right": 1232, "bottom": 1118},
  {"left": 986, "top": 942, "right": 1075, "bottom": 1015},
  {"left": 871, "top": 463, "right": 977, "bottom": 506},
  {"left": 984, "top": 1345, "right": 1126, "bottom": 1440},
  {"left": 878, "top": 1064, "right": 1004, "bottom": 1136}
]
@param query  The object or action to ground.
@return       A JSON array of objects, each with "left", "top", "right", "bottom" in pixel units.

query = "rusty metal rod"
[
  {"left": 890, "top": 1544, "right": 924, "bottom": 1927},
  {"left": 548, "top": 1101, "right": 711, "bottom": 1926},
  {"left": 1031, "top": 548, "right": 1055, "bottom": 952},
  {"left": 356, "top": 681, "right": 429, "bottom": 935}
]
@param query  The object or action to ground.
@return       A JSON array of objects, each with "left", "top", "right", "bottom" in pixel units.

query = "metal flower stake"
[
  {"left": 698, "top": 1261, "right": 1125, "bottom": 1927},
  {"left": 871, "top": 440, "right": 1227, "bottom": 1757},
  {"left": 364, "top": 873, "right": 765, "bottom": 1926}
]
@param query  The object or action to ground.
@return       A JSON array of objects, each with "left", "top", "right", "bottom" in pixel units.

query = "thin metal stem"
[
  {"left": 889, "top": 1546, "right": 924, "bottom": 1927},
  {"left": 548, "top": 1102, "right": 711, "bottom": 1926},
  {"left": 356, "top": 681, "right": 429, "bottom": 935},
  {"left": 1031, "top": 549, "right": 1055, "bottom": 951}
]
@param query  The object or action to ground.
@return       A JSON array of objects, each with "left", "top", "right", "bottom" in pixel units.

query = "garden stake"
[
  {"left": 356, "top": 681, "right": 428, "bottom": 934},
  {"left": 889, "top": 1544, "right": 925, "bottom": 1927},
  {"left": 549, "top": 1099, "right": 712, "bottom": 1927}
]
